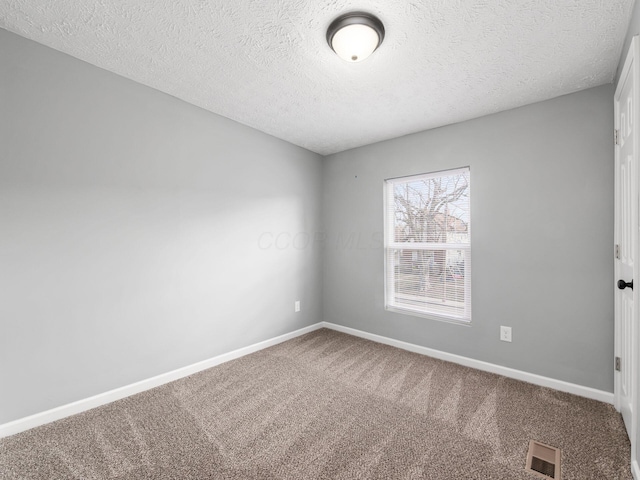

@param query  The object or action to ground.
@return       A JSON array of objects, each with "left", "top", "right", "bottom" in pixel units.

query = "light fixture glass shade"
[
  {"left": 326, "top": 12, "right": 385, "bottom": 63},
  {"left": 331, "top": 24, "right": 380, "bottom": 62}
]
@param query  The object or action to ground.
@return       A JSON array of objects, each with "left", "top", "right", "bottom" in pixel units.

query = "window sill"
[{"left": 385, "top": 305, "right": 471, "bottom": 326}]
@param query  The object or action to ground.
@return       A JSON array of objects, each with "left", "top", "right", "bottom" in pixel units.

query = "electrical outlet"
[
  {"left": 295, "top": 301, "right": 301, "bottom": 313},
  {"left": 500, "top": 326, "right": 512, "bottom": 342}
]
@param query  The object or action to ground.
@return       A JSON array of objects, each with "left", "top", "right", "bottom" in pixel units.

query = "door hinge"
[
  {"left": 615, "top": 244, "right": 620, "bottom": 259},
  {"left": 615, "top": 129, "right": 620, "bottom": 145},
  {"left": 615, "top": 356, "right": 621, "bottom": 372}
]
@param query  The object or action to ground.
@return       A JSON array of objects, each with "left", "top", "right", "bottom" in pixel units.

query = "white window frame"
[{"left": 384, "top": 167, "right": 471, "bottom": 324}]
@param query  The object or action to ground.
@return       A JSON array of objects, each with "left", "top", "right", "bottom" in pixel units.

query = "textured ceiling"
[{"left": 0, "top": 1, "right": 635, "bottom": 155}]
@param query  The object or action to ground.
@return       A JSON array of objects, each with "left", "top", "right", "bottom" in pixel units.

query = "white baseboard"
[
  {"left": 633, "top": 459, "right": 639, "bottom": 480},
  {"left": 321, "top": 322, "right": 615, "bottom": 405},
  {"left": 0, "top": 323, "right": 323, "bottom": 439},
  {"left": 1, "top": 321, "right": 615, "bottom": 439}
]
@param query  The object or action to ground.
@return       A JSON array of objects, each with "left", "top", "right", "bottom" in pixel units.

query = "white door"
[{"left": 615, "top": 35, "right": 639, "bottom": 469}]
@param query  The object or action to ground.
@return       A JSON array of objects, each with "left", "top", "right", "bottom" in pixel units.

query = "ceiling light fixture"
[{"left": 326, "top": 12, "right": 385, "bottom": 63}]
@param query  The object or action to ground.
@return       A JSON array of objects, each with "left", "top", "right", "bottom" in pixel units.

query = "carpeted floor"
[{"left": 0, "top": 328, "right": 632, "bottom": 479}]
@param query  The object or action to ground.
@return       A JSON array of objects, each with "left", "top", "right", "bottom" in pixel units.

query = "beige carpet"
[{"left": 0, "top": 328, "right": 632, "bottom": 479}]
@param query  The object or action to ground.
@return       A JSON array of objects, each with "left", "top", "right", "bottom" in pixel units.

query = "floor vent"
[{"left": 525, "top": 440, "right": 561, "bottom": 479}]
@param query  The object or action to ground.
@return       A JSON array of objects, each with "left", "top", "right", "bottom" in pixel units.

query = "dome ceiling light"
[{"left": 326, "top": 12, "right": 385, "bottom": 63}]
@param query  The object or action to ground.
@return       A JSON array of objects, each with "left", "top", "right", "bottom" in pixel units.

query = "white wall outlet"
[
  {"left": 500, "top": 326, "right": 512, "bottom": 342},
  {"left": 294, "top": 300, "right": 301, "bottom": 313}
]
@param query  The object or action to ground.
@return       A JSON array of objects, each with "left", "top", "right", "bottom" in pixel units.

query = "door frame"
[{"left": 615, "top": 34, "right": 640, "bottom": 479}]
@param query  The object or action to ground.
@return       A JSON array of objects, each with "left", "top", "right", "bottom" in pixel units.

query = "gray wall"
[
  {"left": 322, "top": 85, "right": 614, "bottom": 392},
  {"left": 0, "top": 29, "right": 323, "bottom": 424}
]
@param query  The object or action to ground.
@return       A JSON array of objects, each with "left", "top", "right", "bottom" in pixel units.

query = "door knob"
[{"left": 618, "top": 279, "right": 633, "bottom": 290}]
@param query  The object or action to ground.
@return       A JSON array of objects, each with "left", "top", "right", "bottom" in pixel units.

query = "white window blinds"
[{"left": 384, "top": 167, "right": 471, "bottom": 323}]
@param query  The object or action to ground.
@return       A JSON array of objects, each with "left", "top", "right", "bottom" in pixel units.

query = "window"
[{"left": 384, "top": 167, "right": 471, "bottom": 323}]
